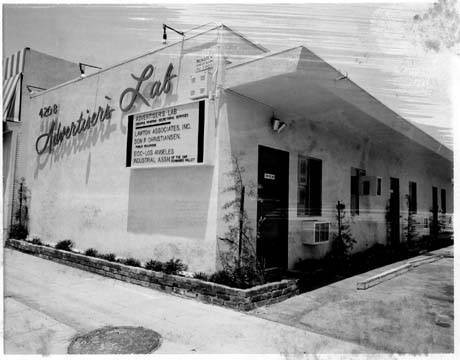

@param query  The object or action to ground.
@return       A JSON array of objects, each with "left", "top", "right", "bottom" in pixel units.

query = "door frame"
[
  {"left": 256, "top": 145, "right": 289, "bottom": 269},
  {"left": 389, "top": 177, "right": 400, "bottom": 246}
]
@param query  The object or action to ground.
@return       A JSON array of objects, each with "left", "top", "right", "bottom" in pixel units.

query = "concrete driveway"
[
  {"left": 250, "top": 247, "right": 454, "bottom": 354},
  {"left": 3, "top": 248, "right": 372, "bottom": 355}
]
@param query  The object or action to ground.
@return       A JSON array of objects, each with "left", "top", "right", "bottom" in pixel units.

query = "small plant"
[
  {"left": 11, "top": 178, "right": 30, "bottom": 239},
  {"left": 145, "top": 259, "right": 165, "bottom": 272},
  {"left": 55, "top": 239, "right": 73, "bottom": 251},
  {"left": 121, "top": 257, "right": 141, "bottom": 267},
  {"left": 9, "top": 224, "right": 29, "bottom": 240},
  {"left": 84, "top": 248, "right": 98, "bottom": 257},
  {"left": 31, "top": 237, "right": 43, "bottom": 245},
  {"left": 163, "top": 258, "right": 187, "bottom": 274},
  {"left": 207, "top": 264, "right": 265, "bottom": 289},
  {"left": 193, "top": 272, "right": 209, "bottom": 281},
  {"left": 326, "top": 201, "right": 356, "bottom": 273},
  {"left": 99, "top": 253, "right": 117, "bottom": 262}
]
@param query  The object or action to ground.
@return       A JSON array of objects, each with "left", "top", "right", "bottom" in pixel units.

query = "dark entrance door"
[
  {"left": 257, "top": 145, "right": 289, "bottom": 269},
  {"left": 389, "top": 177, "right": 400, "bottom": 246},
  {"left": 432, "top": 186, "right": 438, "bottom": 235}
]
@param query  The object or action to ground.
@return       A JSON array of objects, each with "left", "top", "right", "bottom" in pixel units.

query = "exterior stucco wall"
[
  {"left": 23, "top": 33, "right": 223, "bottom": 273},
  {"left": 3, "top": 49, "right": 81, "bottom": 236},
  {"left": 21, "top": 27, "right": 267, "bottom": 273},
  {"left": 221, "top": 91, "right": 453, "bottom": 270}
]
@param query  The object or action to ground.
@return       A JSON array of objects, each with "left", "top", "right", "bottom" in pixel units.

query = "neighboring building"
[
  {"left": 3, "top": 48, "right": 82, "bottom": 237},
  {"left": 13, "top": 24, "right": 453, "bottom": 273}
]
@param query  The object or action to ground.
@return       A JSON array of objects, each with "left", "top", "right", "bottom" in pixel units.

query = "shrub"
[
  {"left": 98, "top": 253, "right": 117, "bottom": 262},
  {"left": 31, "top": 237, "right": 43, "bottom": 245},
  {"left": 121, "top": 257, "right": 141, "bottom": 267},
  {"left": 208, "top": 265, "right": 264, "bottom": 289},
  {"left": 84, "top": 248, "right": 98, "bottom": 257},
  {"left": 55, "top": 239, "right": 73, "bottom": 251},
  {"left": 145, "top": 259, "right": 165, "bottom": 272},
  {"left": 163, "top": 258, "right": 187, "bottom": 274},
  {"left": 9, "top": 224, "right": 28, "bottom": 240},
  {"left": 193, "top": 272, "right": 209, "bottom": 281}
]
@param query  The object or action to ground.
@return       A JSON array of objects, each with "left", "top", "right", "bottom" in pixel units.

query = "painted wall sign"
[
  {"left": 39, "top": 104, "right": 58, "bottom": 118},
  {"left": 35, "top": 103, "right": 115, "bottom": 155},
  {"left": 119, "top": 63, "right": 177, "bottom": 112},
  {"left": 126, "top": 100, "right": 205, "bottom": 168}
]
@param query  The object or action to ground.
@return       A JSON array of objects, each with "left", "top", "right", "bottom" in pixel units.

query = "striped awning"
[
  {"left": 3, "top": 73, "right": 22, "bottom": 122},
  {"left": 3, "top": 49, "right": 26, "bottom": 122}
]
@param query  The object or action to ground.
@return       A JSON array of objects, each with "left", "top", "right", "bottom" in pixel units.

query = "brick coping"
[{"left": 5, "top": 239, "right": 299, "bottom": 311}]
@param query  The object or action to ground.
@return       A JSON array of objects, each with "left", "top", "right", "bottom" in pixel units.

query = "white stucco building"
[{"left": 5, "top": 24, "right": 453, "bottom": 273}]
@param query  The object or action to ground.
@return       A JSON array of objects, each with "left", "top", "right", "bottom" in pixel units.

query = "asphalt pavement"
[
  {"left": 250, "top": 247, "right": 454, "bottom": 353},
  {"left": 3, "top": 248, "right": 373, "bottom": 355}
]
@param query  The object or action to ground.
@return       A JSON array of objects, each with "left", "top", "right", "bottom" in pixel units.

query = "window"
[
  {"left": 409, "top": 181, "right": 417, "bottom": 214},
  {"left": 298, "top": 156, "right": 322, "bottom": 216},
  {"left": 362, "top": 180, "right": 370, "bottom": 195},
  {"left": 441, "top": 189, "right": 446, "bottom": 214},
  {"left": 377, "top": 178, "right": 382, "bottom": 196},
  {"left": 314, "top": 223, "right": 330, "bottom": 243},
  {"left": 351, "top": 168, "right": 365, "bottom": 215}
]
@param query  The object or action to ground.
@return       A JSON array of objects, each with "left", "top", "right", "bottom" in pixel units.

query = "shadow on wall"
[
  {"left": 34, "top": 114, "right": 117, "bottom": 179},
  {"left": 127, "top": 165, "right": 213, "bottom": 240}
]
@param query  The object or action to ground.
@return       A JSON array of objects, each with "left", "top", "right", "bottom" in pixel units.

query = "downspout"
[{"left": 213, "top": 25, "right": 226, "bottom": 270}]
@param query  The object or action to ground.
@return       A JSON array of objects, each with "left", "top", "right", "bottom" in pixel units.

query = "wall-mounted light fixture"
[
  {"left": 26, "top": 84, "right": 47, "bottom": 94},
  {"left": 79, "top": 62, "right": 102, "bottom": 75},
  {"left": 271, "top": 113, "right": 287, "bottom": 133},
  {"left": 162, "top": 24, "right": 185, "bottom": 44}
]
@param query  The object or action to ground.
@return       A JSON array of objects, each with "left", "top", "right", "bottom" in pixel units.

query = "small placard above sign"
[
  {"left": 126, "top": 101, "right": 206, "bottom": 168},
  {"left": 195, "top": 55, "right": 214, "bottom": 73}
]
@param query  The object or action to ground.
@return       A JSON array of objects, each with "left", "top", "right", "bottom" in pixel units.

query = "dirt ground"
[{"left": 250, "top": 247, "right": 454, "bottom": 354}]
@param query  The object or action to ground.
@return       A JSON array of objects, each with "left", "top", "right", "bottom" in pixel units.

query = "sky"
[{"left": 3, "top": 1, "right": 458, "bottom": 149}]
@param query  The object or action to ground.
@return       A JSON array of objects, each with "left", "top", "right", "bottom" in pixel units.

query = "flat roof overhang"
[{"left": 225, "top": 46, "right": 452, "bottom": 162}]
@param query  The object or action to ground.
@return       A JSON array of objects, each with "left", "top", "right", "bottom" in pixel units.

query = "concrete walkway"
[
  {"left": 4, "top": 248, "right": 373, "bottom": 355},
  {"left": 250, "top": 247, "right": 454, "bottom": 354}
]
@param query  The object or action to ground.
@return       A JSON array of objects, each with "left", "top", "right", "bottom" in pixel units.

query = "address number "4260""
[{"left": 39, "top": 104, "right": 58, "bottom": 118}]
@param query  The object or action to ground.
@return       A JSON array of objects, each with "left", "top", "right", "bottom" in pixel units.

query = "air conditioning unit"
[
  {"left": 190, "top": 72, "right": 211, "bottom": 100},
  {"left": 302, "top": 222, "right": 330, "bottom": 245}
]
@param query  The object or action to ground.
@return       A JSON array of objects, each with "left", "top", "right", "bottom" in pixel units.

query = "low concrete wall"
[{"left": 6, "top": 239, "right": 299, "bottom": 311}]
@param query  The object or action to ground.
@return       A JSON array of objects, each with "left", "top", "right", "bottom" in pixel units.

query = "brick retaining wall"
[{"left": 5, "top": 239, "right": 299, "bottom": 311}]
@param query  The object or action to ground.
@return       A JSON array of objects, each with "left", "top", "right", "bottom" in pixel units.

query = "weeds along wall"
[{"left": 21, "top": 27, "right": 267, "bottom": 273}]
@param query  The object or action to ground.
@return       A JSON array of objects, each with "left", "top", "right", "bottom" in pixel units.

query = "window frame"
[
  {"left": 350, "top": 167, "right": 365, "bottom": 216},
  {"left": 441, "top": 188, "right": 447, "bottom": 214},
  {"left": 408, "top": 181, "right": 417, "bottom": 214},
  {"left": 297, "top": 155, "right": 322, "bottom": 217},
  {"left": 377, "top": 177, "right": 382, "bottom": 196}
]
